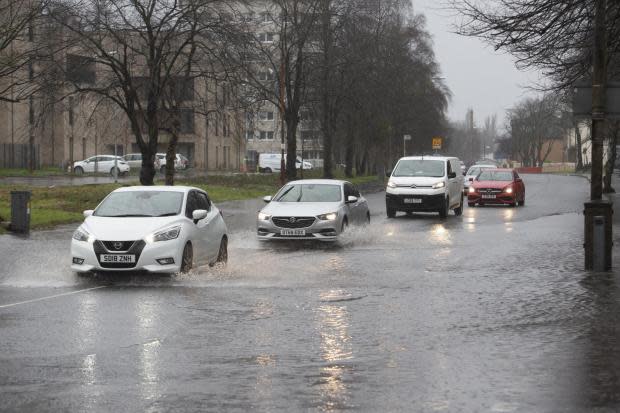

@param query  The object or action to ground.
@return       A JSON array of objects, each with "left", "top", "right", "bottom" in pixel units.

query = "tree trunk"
[
  {"left": 574, "top": 122, "right": 583, "bottom": 170},
  {"left": 344, "top": 113, "right": 354, "bottom": 178},
  {"left": 285, "top": 112, "right": 298, "bottom": 181}
]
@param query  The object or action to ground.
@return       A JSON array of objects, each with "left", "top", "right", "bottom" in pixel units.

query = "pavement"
[{"left": 1, "top": 173, "right": 620, "bottom": 412}]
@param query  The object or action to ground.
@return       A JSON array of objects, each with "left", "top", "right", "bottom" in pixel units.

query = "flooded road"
[{"left": 1, "top": 174, "right": 619, "bottom": 412}]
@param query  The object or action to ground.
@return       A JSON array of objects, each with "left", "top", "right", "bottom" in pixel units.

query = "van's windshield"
[{"left": 392, "top": 160, "right": 445, "bottom": 178}]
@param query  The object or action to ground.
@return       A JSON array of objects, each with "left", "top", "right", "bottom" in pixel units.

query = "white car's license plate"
[
  {"left": 404, "top": 198, "right": 422, "bottom": 203},
  {"left": 281, "top": 229, "right": 306, "bottom": 236},
  {"left": 481, "top": 194, "right": 496, "bottom": 199},
  {"left": 101, "top": 254, "right": 135, "bottom": 263}
]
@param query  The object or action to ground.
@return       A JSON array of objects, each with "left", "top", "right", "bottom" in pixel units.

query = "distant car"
[
  {"left": 258, "top": 153, "right": 313, "bottom": 173},
  {"left": 156, "top": 153, "right": 189, "bottom": 173},
  {"left": 123, "top": 153, "right": 161, "bottom": 170},
  {"left": 463, "top": 164, "right": 496, "bottom": 195},
  {"left": 71, "top": 186, "right": 228, "bottom": 274},
  {"left": 257, "top": 179, "right": 370, "bottom": 241},
  {"left": 468, "top": 168, "right": 525, "bottom": 207},
  {"left": 73, "top": 155, "right": 130, "bottom": 176}
]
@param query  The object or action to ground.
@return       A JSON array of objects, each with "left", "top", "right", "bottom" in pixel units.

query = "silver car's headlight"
[
  {"left": 317, "top": 212, "right": 338, "bottom": 221},
  {"left": 387, "top": 181, "right": 396, "bottom": 188},
  {"left": 258, "top": 212, "right": 271, "bottom": 221},
  {"left": 432, "top": 181, "right": 445, "bottom": 189},
  {"left": 73, "top": 226, "right": 95, "bottom": 243},
  {"left": 145, "top": 225, "right": 181, "bottom": 244}
]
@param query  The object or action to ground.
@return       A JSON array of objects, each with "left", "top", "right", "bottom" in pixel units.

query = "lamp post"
[{"left": 403, "top": 134, "right": 411, "bottom": 156}]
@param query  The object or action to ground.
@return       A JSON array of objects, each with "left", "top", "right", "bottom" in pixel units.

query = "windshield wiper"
[{"left": 156, "top": 212, "right": 177, "bottom": 217}]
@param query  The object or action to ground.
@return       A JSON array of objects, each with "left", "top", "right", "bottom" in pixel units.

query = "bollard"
[
  {"left": 10, "top": 191, "right": 31, "bottom": 234},
  {"left": 584, "top": 200, "right": 613, "bottom": 271}
]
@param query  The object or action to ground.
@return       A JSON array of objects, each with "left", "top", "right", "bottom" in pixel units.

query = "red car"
[{"left": 467, "top": 168, "right": 525, "bottom": 207}]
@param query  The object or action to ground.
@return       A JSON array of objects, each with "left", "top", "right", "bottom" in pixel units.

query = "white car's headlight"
[
  {"left": 317, "top": 212, "right": 338, "bottom": 221},
  {"left": 387, "top": 181, "right": 396, "bottom": 188},
  {"left": 145, "top": 226, "right": 181, "bottom": 244},
  {"left": 258, "top": 212, "right": 271, "bottom": 221},
  {"left": 469, "top": 186, "right": 476, "bottom": 193},
  {"left": 432, "top": 181, "right": 445, "bottom": 189},
  {"left": 73, "top": 226, "right": 95, "bottom": 243}
]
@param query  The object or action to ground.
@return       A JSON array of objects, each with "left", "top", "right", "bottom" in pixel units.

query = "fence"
[{"left": 0, "top": 144, "right": 41, "bottom": 169}]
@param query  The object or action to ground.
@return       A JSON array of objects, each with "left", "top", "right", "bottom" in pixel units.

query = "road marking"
[{"left": 0, "top": 286, "right": 107, "bottom": 309}]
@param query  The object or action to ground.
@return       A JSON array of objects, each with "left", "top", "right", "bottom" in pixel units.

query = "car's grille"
[
  {"left": 101, "top": 240, "right": 135, "bottom": 251},
  {"left": 477, "top": 188, "right": 502, "bottom": 194},
  {"left": 272, "top": 216, "right": 316, "bottom": 228},
  {"left": 94, "top": 240, "right": 146, "bottom": 269}
]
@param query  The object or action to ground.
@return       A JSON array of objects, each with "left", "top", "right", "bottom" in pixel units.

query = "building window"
[
  {"left": 66, "top": 54, "right": 96, "bottom": 84},
  {"left": 258, "top": 111, "right": 274, "bottom": 121},
  {"left": 258, "top": 33, "right": 274, "bottom": 43},
  {"left": 259, "top": 12, "right": 271, "bottom": 23},
  {"left": 246, "top": 130, "right": 255, "bottom": 140},
  {"left": 258, "top": 71, "right": 274, "bottom": 81},
  {"left": 259, "top": 131, "right": 274, "bottom": 140}
]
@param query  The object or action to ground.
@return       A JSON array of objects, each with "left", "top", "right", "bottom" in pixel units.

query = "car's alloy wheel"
[
  {"left": 216, "top": 236, "right": 228, "bottom": 264},
  {"left": 74, "top": 166, "right": 84, "bottom": 175},
  {"left": 110, "top": 167, "right": 120, "bottom": 177},
  {"left": 180, "top": 242, "right": 193, "bottom": 273}
]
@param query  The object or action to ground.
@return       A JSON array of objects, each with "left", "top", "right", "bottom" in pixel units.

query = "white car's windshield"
[
  {"left": 94, "top": 191, "right": 184, "bottom": 217},
  {"left": 274, "top": 184, "right": 341, "bottom": 202},
  {"left": 393, "top": 160, "right": 444, "bottom": 178},
  {"left": 477, "top": 171, "right": 513, "bottom": 181}
]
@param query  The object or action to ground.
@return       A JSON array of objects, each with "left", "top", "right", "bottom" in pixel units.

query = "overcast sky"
[{"left": 411, "top": 0, "right": 543, "bottom": 128}]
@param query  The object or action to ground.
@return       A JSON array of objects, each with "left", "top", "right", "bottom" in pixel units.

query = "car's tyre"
[
  {"left": 340, "top": 218, "right": 348, "bottom": 233},
  {"left": 518, "top": 198, "right": 525, "bottom": 206},
  {"left": 265, "top": 167, "right": 272, "bottom": 173},
  {"left": 110, "top": 167, "right": 120, "bottom": 177},
  {"left": 216, "top": 236, "right": 228, "bottom": 264},
  {"left": 386, "top": 207, "right": 396, "bottom": 218},
  {"left": 180, "top": 242, "right": 193, "bottom": 273},
  {"left": 510, "top": 201, "right": 517, "bottom": 207},
  {"left": 468, "top": 202, "right": 475, "bottom": 207},
  {"left": 438, "top": 197, "right": 449, "bottom": 219},
  {"left": 365, "top": 212, "right": 371, "bottom": 224},
  {"left": 454, "top": 195, "right": 464, "bottom": 216},
  {"left": 74, "top": 166, "right": 84, "bottom": 175}
]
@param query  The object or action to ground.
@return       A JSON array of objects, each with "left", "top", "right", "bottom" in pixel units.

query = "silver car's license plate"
[
  {"left": 404, "top": 198, "right": 422, "bottom": 203},
  {"left": 100, "top": 254, "right": 135, "bottom": 263},
  {"left": 281, "top": 229, "right": 306, "bottom": 236},
  {"left": 481, "top": 195, "right": 496, "bottom": 199}
]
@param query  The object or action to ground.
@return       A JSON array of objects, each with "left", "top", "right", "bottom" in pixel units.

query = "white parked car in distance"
[
  {"left": 258, "top": 153, "right": 313, "bottom": 173},
  {"left": 71, "top": 186, "right": 228, "bottom": 274},
  {"left": 386, "top": 155, "right": 464, "bottom": 218},
  {"left": 257, "top": 179, "right": 370, "bottom": 241},
  {"left": 123, "top": 153, "right": 161, "bottom": 170},
  {"left": 156, "top": 153, "right": 190, "bottom": 173},
  {"left": 73, "top": 155, "right": 130, "bottom": 176}
]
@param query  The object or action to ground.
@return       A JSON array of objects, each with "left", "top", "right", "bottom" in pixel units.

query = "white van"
[
  {"left": 385, "top": 155, "right": 464, "bottom": 218},
  {"left": 258, "top": 153, "right": 313, "bottom": 173}
]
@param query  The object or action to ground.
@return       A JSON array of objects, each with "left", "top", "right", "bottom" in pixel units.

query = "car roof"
[
  {"left": 397, "top": 155, "right": 458, "bottom": 161},
  {"left": 112, "top": 185, "right": 198, "bottom": 193},
  {"left": 286, "top": 179, "right": 346, "bottom": 185},
  {"left": 484, "top": 168, "right": 514, "bottom": 172}
]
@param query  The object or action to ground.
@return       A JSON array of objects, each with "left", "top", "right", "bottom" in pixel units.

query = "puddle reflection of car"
[
  {"left": 257, "top": 179, "right": 370, "bottom": 241},
  {"left": 71, "top": 186, "right": 228, "bottom": 275},
  {"left": 468, "top": 168, "right": 525, "bottom": 207}
]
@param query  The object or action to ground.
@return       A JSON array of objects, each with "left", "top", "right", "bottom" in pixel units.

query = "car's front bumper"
[
  {"left": 256, "top": 217, "right": 340, "bottom": 241},
  {"left": 70, "top": 238, "right": 183, "bottom": 273},
  {"left": 385, "top": 192, "right": 445, "bottom": 212},
  {"left": 468, "top": 192, "right": 516, "bottom": 205}
]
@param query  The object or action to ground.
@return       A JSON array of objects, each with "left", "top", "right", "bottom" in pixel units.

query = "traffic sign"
[
  {"left": 403, "top": 134, "right": 411, "bottom": 141},
  {"left": 432, "top": 137, "right": 442, "bottom": 150}
]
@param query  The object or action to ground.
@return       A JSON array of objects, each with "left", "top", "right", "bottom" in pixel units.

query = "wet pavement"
[{"left": 1, "top": 174, "right": 620, "bottom": 412}]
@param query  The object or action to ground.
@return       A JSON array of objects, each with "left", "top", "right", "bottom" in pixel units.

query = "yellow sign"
[{"left": 432, "top": 137, "right": 442, "bottom": 150}]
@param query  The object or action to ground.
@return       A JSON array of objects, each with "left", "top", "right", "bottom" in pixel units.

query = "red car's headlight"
[
  {"left": 468, "top": 186, "right": 476, "bottom": 194},
  {"left": 504, "top": 186, "right": 513, "bottom": 194}
]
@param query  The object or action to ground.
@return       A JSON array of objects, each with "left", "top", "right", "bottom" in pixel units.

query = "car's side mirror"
[
  {"left": 448, "top": 172, "right": 457, "bottom": 179},
  {"left": 83, "top": 210, "right": 94, "bottom": 218},
  {"left": 192, "top": 209, "right": 208, "bottom": 223},
  {"left": 515, "top": 178, "right": 522, "bottom": 183},
  {"left": 346, "top": 195, "right": 358, "bottom": 204},
  {"left": 469, "top": 177, "right": 474, "bottom": 182},
  {"left": 263, "top": 195, "right": 273, "bottom": 203}
]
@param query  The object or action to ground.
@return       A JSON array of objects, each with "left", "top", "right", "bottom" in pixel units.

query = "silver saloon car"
[{"left": 257, "top": 179, "right": 370, "bottom": 241}]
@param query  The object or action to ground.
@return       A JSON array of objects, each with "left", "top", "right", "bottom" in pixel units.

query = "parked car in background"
[
  {"left": 463, "top": 164, "right": 496, "bottom": 195},
  {"left": 258, "top": 153, "right": 313, "bottom": 173},
  {"left": 257, "top": 179, "right": 369, "bottom": 241},
  {"left": 71, "top": 186, "right": 228, "bottom": 274},
  {"left": 73, "top": 155, "right": 130, "bottom": 176},
  {"left": 156, "top": 153, "right": 190, "bottom": 173},
  {"left": 385, "top": 156, "right": 464, "bottom": 218},
  {"left": 123, "top": 153, "right": 161, "bottom": 170},
  {"left": 468, "top": 168, "right": 525, "bottom": 207}
]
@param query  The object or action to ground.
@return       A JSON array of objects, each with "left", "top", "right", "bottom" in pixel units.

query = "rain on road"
[{"left": 1, "top": 174, "right": 619, "bottom": 412}]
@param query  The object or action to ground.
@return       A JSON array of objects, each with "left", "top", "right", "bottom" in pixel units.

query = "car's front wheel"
[
  {"left": 74, "top": 166, "right": 84, "bottom": 175},
  {"left": 180, "top": 242, "right": 193, "bottom": 273},
  {"left": 386, "top": 206, "right": 396, "bottom": 218},
  {"left": 216, "top": 236, "right": 228, "bottom": 264},
  {"left": 110, "top": 167, "right": 120, "bottom": 177},
  {"left": 454, "top": 194, "right": 464, "bottom": 216},
  {"left": 438, "top": 197, "right": 449, "bottom": 219}
]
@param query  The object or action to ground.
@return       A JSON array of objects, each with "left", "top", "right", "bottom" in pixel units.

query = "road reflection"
[
  {"left": 135, "top": 300, "right": 162, "bottom": 408},
  {"left": 78, "top": 293, "right": 100, "bottom": 409}
]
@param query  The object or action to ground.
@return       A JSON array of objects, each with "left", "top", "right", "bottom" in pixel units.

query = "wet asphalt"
[{"left": 1, "top": 174, "right": 620, "bottom": 412}]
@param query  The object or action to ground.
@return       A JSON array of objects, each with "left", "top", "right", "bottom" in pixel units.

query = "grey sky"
[{"left": 412, "top": 0, "right": 542, "bottom": 127}]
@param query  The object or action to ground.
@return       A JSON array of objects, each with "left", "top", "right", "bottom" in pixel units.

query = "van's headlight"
[
  {"left": 317, "top": 212, "right": 338, "bottom": 221},
  {"left": 387, "top": 181, "right": 396, "bottom": 188},
  {"left": 72, "top": 226, "right": 95, "bottom": 243},
  {"left": 258, "top": 212, "right": 271, "bottom": 221},
  {"left": 432, "top": 181, "right": 445, "bottom": 189},
  {"left": 145, "top": 226, "right": 181, "bottom": 244}
]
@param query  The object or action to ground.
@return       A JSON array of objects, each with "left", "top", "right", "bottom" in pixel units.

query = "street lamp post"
[{"left": 403, "top": 134, "right": 411, "bottom": 157}]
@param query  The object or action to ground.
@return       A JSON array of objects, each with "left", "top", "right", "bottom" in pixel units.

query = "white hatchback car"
[
  {"left": 71, "top": 186, "right": 228, "bottom": 274},
  {"left": 73, "top": 155, "right": 130, "bottom": 176},
  {"left": 257, "top": 179, "right": 370, "bottom": 241}
]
